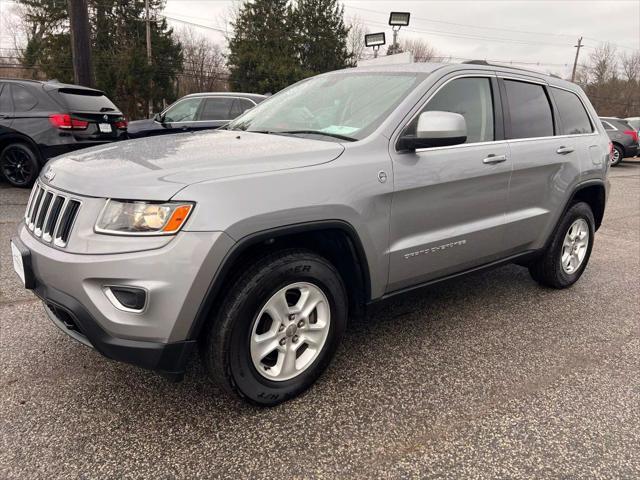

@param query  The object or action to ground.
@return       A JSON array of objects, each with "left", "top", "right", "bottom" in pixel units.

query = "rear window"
[
  {"left": 504, "top": 80, "right": 554, "bottom": 139},
  {"left": 551, "top": 87, "right": 593, "bottom": 135},
  {"left": 57, "top": 88, "right": 119, "bottom": 113}
]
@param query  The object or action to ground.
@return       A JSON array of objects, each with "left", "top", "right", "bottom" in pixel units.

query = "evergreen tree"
[
  {"left": 292, "top": 0, "right": 353, "bottom": 75},
  {"left": 17, "top": 0, "right": 183, "bottom": 119},
  {"left": 227, "top": 0, "right": 302, "bottom": 93}
]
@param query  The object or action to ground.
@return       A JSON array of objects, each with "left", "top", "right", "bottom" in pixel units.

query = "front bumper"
[{"left": 15, "top": 225, "right": 234, "bottom": 375}]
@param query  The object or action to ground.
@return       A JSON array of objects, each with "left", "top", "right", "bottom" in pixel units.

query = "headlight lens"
[{"left": 95, "top": 200, "right": 193, "bottom": 235}]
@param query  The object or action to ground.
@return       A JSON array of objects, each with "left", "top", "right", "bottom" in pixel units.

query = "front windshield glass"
[{"left": 228, "top": 72, "right": 425, "bottom": 140}]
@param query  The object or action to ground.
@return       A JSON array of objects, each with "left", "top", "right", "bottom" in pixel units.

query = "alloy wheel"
[
  {"left": 1, "top": 147, "right": 34, "bottom": 186},
  {"left": 561, "top": 218, "right": 589, "bottom": 274},
  {"left": 250, "top": 282, "right": 331, "bottom": 381}
]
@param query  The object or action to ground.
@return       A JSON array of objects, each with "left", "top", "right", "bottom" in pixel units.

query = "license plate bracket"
[{"left": 11, "top": 238, "right": 35, "bottom": 289}]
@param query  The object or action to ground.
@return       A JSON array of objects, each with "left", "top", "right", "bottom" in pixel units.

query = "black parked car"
[
  {"left": 0, "top": 78, "right": 127, "bottom": 187},
  {"left": 599, "top": 116, "right": 639, "bottom": 166},
  {"left": 127, "top": 92, "right": 266, "bottom": 139}
]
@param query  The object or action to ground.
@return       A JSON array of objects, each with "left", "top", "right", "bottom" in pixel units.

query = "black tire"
[
  {"left": 203, "top": 249, "right": 348, "bottom": 406},
  {"left": 610, "top": 144, "right": 623, "bottom": 167},
  {"left": 0, "top": 143, "right": 40, "bottom": 188},
  {"left": 528, "top": 202, "right": 595, "bottom": 289}
]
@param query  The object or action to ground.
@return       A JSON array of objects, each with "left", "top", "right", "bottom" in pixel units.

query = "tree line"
[
  {"left": 4, "top": 0, "right": 352, "bottom": 120},
  {"left": 2, "top": 1, "right": 638, "bottom": 120}
]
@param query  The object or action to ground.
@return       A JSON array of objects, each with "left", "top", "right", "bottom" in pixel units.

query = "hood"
[{"left": 41, "top": 130, "right": 345, "bottom": 200}]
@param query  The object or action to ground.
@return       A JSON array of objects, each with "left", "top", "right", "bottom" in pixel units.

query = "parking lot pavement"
[{"left": 1, "top": 161, "right": 639, "bottom": 479}]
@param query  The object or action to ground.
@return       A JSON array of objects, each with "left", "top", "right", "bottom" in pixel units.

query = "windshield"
[{"left": 228, "top": 72, "right": 425, "bottom": 140}]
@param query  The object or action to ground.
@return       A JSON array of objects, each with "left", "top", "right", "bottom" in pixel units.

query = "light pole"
[
  {"left": 388, "top": 12, "right": 410, "bottom": 55},
  {"left": 365, "top": 32, "right": 386, "bottom": 59}
]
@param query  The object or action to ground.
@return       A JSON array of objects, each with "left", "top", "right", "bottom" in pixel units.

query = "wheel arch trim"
[{"left": 186, "top": 220, "right": 372, "bottom": 341}]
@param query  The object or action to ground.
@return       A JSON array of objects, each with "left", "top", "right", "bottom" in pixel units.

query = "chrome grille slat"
[
  {"left": 54, "top": 200, "right": 81, "bottom": 247},
  {"left": 25, "top": 184, "right": 38, "bottom": 221},
  {"left": 24, "top": 181, "right": 82, "bottom": 248},
  {"left": 28, "top": 187, "right": 44, "bottom": 230},
  {"left": 34, "top": 191, "right": 53, "bottom": 236},
  {"left": 51, "top": 197, "right": 70, "bottom": 243},
  {"left": 43, "top": 195, "right": 65, "bottom": 242}
]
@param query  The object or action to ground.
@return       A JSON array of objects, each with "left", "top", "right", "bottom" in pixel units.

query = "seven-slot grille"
[{"left": 25, "top": 182, "right": 81, "bottom": 248}]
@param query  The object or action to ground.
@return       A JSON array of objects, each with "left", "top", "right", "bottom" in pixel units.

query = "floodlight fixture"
[
  {"left": 365, "top": 32, "right": 386, "bottom": 47},
  {"left": 389, "top": 12, "right": 410, "bottom": 27}
]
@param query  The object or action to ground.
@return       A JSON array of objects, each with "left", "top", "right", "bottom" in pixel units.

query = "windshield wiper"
[{"left": 277, "top": 130, "right": 357, "bottom": 142}]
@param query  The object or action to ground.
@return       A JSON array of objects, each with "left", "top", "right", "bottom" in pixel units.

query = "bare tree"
[
  {"left": 400, "top": 37, "right": 439, "bottom": 63},
  {"left": 176, "top": 27, "right": 228, "bottom": 95},
  {"left": 346, "top": 15, "right": 368, "bottom": 63},
  {"left": 588, "top": 43, "right": 618, "bottom": 84},
  {"left": 620, "top": 50, "right": 640, "bottom": 82}
]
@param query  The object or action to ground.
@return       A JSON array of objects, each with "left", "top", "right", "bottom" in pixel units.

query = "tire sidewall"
[
  {"left": 0, "top": 143, "right": 40, "bottom": 187},
  {"left": 225, "top": 255, "right": 347, "bottom": 405},
  {"left": 551, "top": 203, "right": 595, "bottom": 286}
]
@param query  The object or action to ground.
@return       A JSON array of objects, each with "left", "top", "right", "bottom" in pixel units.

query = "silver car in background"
[{"left": 12, "top": 62, "right": 610, "bottom": 406}]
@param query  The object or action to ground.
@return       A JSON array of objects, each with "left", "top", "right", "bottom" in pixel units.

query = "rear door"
[
  {"left": 500, "top": 76, "right": 580, "bottom": 253},
  {"left": 387, "top": 74, "right": 512, "bottom": 292},
  {"left": 0, "top": 83, "right": 13, "bottom": 129},
  {"left": 8, "top": 83, "right": 48, "bottom": 139},
  {"left": 53, "top": 88, "right": 127, "bottom": 141}
]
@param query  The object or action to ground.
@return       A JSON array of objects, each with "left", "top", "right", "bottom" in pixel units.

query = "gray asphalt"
[{"left": 1, "top": 161, "right": 639, "bottom": 479}]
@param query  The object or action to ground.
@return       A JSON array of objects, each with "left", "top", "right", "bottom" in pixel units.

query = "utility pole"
[
  {"left": 145, "top": 0, "right": 153, "bottom": 117},
  {"left": 571, "top": 37, "right": 583, "bottom": 82},
  {"left": 68, "top": 0, "right": 93, "bottom": 87}
]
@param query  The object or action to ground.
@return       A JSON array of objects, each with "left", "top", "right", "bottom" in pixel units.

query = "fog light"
[{"left": 105, "top": 286, "right": 147, "bottom": 312}]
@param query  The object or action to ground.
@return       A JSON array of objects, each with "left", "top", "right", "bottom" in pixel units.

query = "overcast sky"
[
  {"left": 161, "top": 0, "right": 639, "bottom": 78},
  {"left": 1, "top": 0, "right": 638, "bottom": 79}
]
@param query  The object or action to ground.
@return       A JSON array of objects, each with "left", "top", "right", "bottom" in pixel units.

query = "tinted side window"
[
  {"left": 408, "top": 77, "right": 494, "bottom": 144},
  {"left": 504, "top": 80, "right": 553, "bottom": 139},
  {"left": 0, "top": 84, "right": 12, "bottom": 112},
  {"left": 551, "top": 88, "right": 592, "bottom": 135},
  {"left": 199, "top": 98, "right": 235, "bottom": 120},
  {"left": 12, "top": 84, "right": 38, "bottom": 112},
  {"left": 601, "top": 120, "right": 615, "bottom": 130},
  {"left": 230, "top": 98, "right": 255, "bottom": 118},
  {"left": 163, "top": 98, "right": 202, "bottom": 122}
]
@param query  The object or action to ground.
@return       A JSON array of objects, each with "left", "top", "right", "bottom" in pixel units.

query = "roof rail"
[{"left": 461, "top": 59, "right": 563, "bottom": 80}]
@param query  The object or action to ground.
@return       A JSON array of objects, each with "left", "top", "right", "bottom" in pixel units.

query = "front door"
[{"left": 387, "top": 75, "right": 512, "bottom": 292}]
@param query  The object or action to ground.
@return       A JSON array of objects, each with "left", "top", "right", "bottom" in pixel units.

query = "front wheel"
[
  {"left": 528, "top": 202, "right": 595, "bottom": 288},
  {"left": 203, "top": 249, "right": 347, "bottom": 406}
]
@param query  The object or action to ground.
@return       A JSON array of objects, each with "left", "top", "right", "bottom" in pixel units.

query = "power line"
[{"left": 347, "top": 5, "right": 639, "bottom": 51}]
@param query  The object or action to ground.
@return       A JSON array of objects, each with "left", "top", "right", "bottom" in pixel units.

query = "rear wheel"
[
  {"left": 203, "top": 249, "right": 347, "bottom": 406},
  {"left": 528, "top": 202, "right": 595, "bottom": 288},
  {"left": 610, "top": 144, "right": 623, "bottom": 166},
  {"left": 0, "top": 143, "right": 40, "bottom": 188}
]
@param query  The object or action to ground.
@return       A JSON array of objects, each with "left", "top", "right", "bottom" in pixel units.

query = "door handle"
[
  {"left": 483, "top": 154, "right": 507, "bottom": 164},
  {"left": 556, "top": 146, "right": 574, "bottom": 155}
]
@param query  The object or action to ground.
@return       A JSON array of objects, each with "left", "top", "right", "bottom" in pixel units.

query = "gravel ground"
[{"left": 1, "top": 160, "right": 639, "bottom": 479}]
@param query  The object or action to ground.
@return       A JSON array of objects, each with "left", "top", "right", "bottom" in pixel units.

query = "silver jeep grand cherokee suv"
[{"left": 11, "top": 62, "right": 610, "bottom": 406}]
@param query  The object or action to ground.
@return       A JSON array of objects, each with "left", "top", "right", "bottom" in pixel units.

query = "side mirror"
[
  {"left": 153, "top": 112, "right": 163, "bottom": 123},
  {"left": 398, "top": 111, "right": 467, "bottom": 151}
]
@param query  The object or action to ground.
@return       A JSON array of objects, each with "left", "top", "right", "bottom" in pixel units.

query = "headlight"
[{"left": 95, "top": 200, "right": 193, "bottom": 235}]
